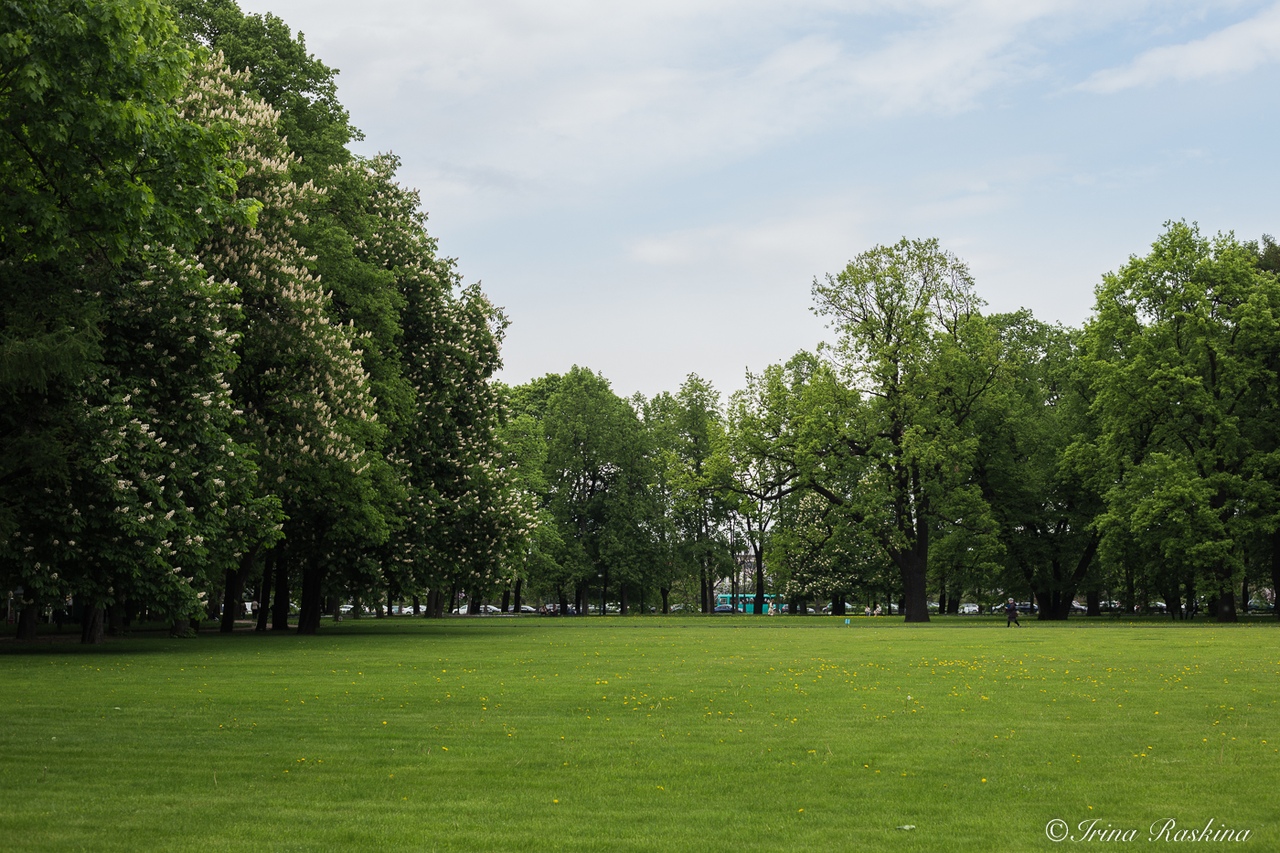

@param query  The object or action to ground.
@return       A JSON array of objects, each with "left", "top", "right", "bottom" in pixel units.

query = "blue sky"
[{"left": 237, "top": 0, "right": 1280, "bottom": 399}]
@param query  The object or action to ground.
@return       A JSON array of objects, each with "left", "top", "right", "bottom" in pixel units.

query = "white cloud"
[
  {"left": 1080, "top": 2, "right": 1280, "bottom": 92},
  {"left": 240, "top": 0, "right": 1140, "bottom": 213},
  {"left": 230, "top": 0, "right": 1280, "bottom": 396},
  {"left": 629, "top": 203, "right": 871, "bottom": 276}
]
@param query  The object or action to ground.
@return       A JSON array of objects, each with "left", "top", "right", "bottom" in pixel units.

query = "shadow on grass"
[{"left": 5, "top": 611, "right": 1273, "bottom": 656}]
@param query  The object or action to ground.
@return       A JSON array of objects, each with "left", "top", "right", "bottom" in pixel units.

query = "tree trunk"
[
  {"left": 16, "top": 601, "right": 38, "bottom": 642},
  {"left": 107, "top": 601, "right": 125, "bottom": 636},
  {"left": 272, "top": 550, "right": 290, "bottom": 631},
  {"left": 1240, "top": 576, "right": 1249, "bottom": 614},
  {"left": 894, "top": 545, "right": 930, "bottom": 622},
  {"left": 1086, "top": 589, "right": 1100, "bottom": 617},
  {"left": 660, "top": 587, "right": 670, "bottom": 615},
  {"left": 1215, "top": 588, "right": 1238, "bottom": 623},
  {"left": 830, "top": 595, "right": 845, "bottom": 616},
  {"left": 513, "top": 578, "right": 523, "bottom": 613},
  {"left": 753, "top": 547, "right": 765, "bottom": 615},
  {"left": 220, "top": 553, "right": 252, "bottom": 633},
  {"left": 256, "top": 550, "right": 273, "bottom": 632},
  {"left": 1272, "top": 531, "right": 1280, "bottom": 621},
  {"left": 79, "top": 605, "right": 104, "bottom": 644},
  {"left": 620, "top": 583, "right": 629, "bottom": 615},
  {"left": 296, "top": 553, "right": 324, "bottom": 635}
]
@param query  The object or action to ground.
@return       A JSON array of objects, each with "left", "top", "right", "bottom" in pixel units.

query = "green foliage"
[
  {"left": 543, "top": 368, "right": 653, "bottom": 599},
  {"left": 968, "top": 313, "right": 1098, "bottom": 617},
  {"left": 1081, "top": 222, "right": 1280, "bottom": 619},
  {"left": 645, "top": 376, "right": 735, "bottom": 610},
  {"left": 3, "top": 0, "right": 514, "bottom": 634},
  {"left": 0, "top": 1, "right": 274, "bottom": 624},
  {"left": 804, "top": 238, "right": 1001, "bottom": 620},
  {"left": 171, "top": 0, "right": 358, "bottom": 181},
  {"left": 0, "top": 0, "right": 247, "bottom": 265}
]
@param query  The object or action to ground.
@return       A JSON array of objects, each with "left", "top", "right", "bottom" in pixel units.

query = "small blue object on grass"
[{"left": 844, "top": 618, "right": 851, "bottom": 626}]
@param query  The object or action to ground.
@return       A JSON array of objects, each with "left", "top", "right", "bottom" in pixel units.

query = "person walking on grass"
[{"left": 1005, "top": 598, "right": 1021, "bottom": 627}]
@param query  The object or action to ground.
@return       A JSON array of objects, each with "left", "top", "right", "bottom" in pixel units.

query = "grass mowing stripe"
[{"left": 1, "top": 617, "right": 1276, "bottom": 851}]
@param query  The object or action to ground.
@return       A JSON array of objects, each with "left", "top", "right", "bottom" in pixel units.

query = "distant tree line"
[
  {"left": 4, "top": 2, "right": 1277, "bottom": 642},
  {"left": 498, "top": 231, "right": 1280, "bottom": 624}
]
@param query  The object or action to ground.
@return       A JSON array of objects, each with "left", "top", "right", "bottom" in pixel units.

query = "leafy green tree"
[
  {"left": 1, "top": 1, "right": 268, "bottom": 641},
  {"left": 171, "top": 1, "right": 380, "bottom": 630},
  {"left": 181, "top": 57, "right": 379, "bottom": 635},
  {"left": 1082, "top": 223, "right": 1280, "bottom": 622},
  {"left": 808, "top": 238, "right": 1001, "bottom": 621},
  {"left": 1, "top": 0, "right": 239, "bottom": 544},
  {"left": 490, "top": 395, "right": 563, "bottom": 612},
  {"left": 1246, "top": 235, "right": 1280, "bottom": 618},
  {"left": 389, "top": 242, "right": 512, "bottom": 619},
  {"left": 970, "top": 313, "right": 1098, "bottom": 619},
  {"left": 645, "top": 376, "right": 734, "bottom": 613},
  {"left": 541, "top": 367, "right": 651, "bottom": 613},
  {"left": 726, "top": 357, "right": 822, "bottom": 614},
  {"left": 172, "top": 0, "right": 356, "bottom": 183}
]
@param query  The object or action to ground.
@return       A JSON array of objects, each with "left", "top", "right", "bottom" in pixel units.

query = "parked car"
[
  {"left": 520, "top": 604, "right": 537, "bottom": 614},
  {"left": 959, "top": 603, "right": 980, "bottom": 615},
  {"left": 713, "top": 604, "right": 736, "bottom": 613}
]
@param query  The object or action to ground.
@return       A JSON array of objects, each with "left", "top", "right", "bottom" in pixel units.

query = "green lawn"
[{"left": 1, "top": 616, "right": 1276, "bottom": 851}]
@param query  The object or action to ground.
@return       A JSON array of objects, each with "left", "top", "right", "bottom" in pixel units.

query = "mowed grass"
[{"left": 1, "top": 616, "right": 1277, "bottom": 852}]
